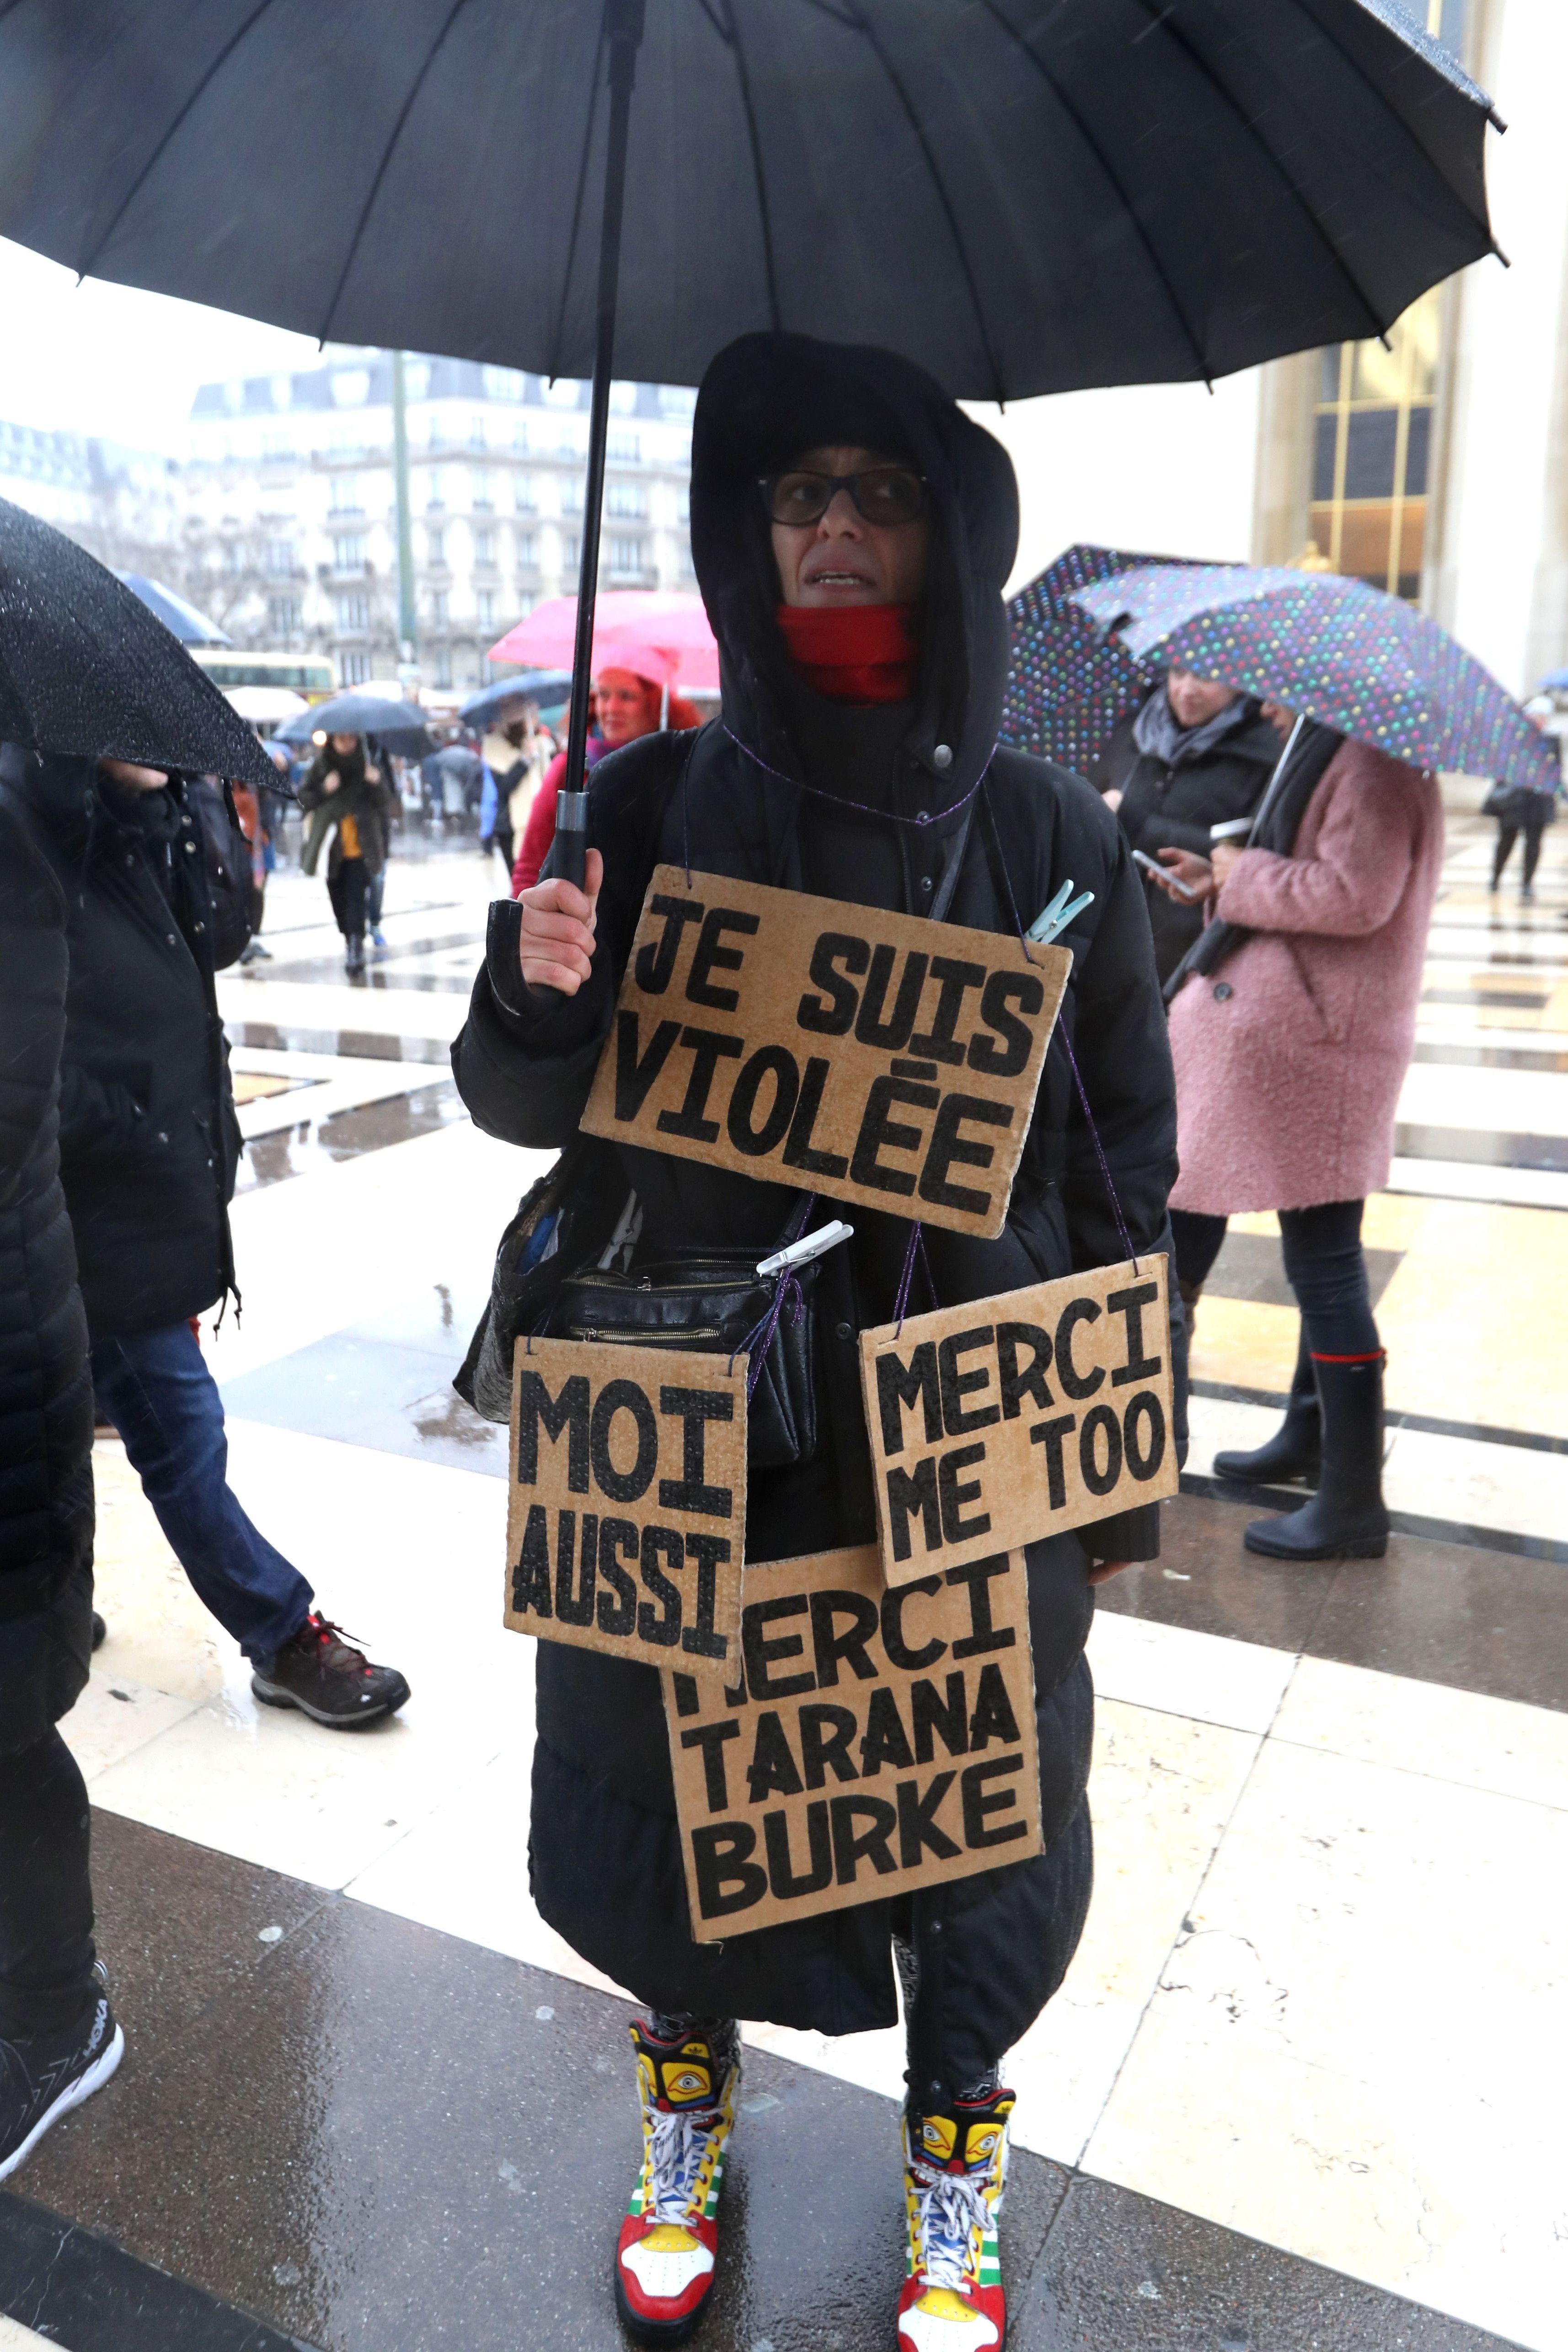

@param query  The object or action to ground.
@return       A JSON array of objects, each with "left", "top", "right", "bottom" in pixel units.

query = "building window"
[
  {"left": 470, "top": 415, "right": 487, "bottom": 449},
  {"left": 336, "top": 593, "right": 369, "bottom": 632},
  {"left": 606, "top": 480, "right": 646, "bottom": 518},
  {"left": 333, "top": 534, "right": 366, "bottom": 570},
  {"left": 428, "top": 416, "right": 445, "bottom": 451},
  {"left": 607, "top": 430, "right": 641, "bottom": 465},
  {"left": 265, "top": 540, "right": 294, "bottom": 576},
  {"left": 342, "top": 650, "right": 370, "bottom": 685},
  {"left": 431, "top": 589, "right": 450, "bottom": 625},
  {"left": 1308, "top": 289, "right": 1439, "bottom": 600},
  {"left": 484, "top": 365, "right": 524, "bottom": 403},
  {"left": 608, "top": 536, "right": 645, "bottom": 577},
  {"left": 427, "top": 524, "right": 445, "bottom": 566},
  {"left": 432, "top": 647, "right": 452, "bottom": 689},
  {"left": 560, "top": 476, "right": 583, "bottom": 514},
  {"left": 472, "top": 467, "right": 493, "bottom": 510},
  {"left": 268, "top": 595, "right": 302, "bottom": 635},
  {"left": 477, "top": 589, "right": 496, "bottom": 629},
  {"left": 474, "top": 526, "right": 495, "bottom": 566},
  {"left": 513, "top": 475, "right": 538, "bottom": 512},
  {"left": 561, "top": 535, "right": 580, "bottom": 571},
  {"left": 516, "top": 532, "right": 538, "bottom": 568}
]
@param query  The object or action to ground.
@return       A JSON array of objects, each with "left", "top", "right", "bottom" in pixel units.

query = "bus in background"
[{"left": 192, "top": 648, "right": 336, "bottom": 700}]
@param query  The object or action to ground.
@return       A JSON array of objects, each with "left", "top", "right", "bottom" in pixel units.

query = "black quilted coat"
[
  {"left": 0, "top": 761, "right": 94, "bottom": 1756},
  {"left": 454, "top": 335, "right": 1182, "bottom": 2079}
]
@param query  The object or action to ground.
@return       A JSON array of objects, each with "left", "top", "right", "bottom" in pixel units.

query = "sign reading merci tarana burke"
[
  {"left": 580, "top": 868, "right": 1070, "bottom": 1240},
  {"left": 504, "top": 1335, "right": 748, "bottom": 1676},
  {"left": 664, "top": 1544, "right": 1041, "bottom": 1940},
  {"left": 859, "top": 1258, "right": 1179, "bottom": 1586}
]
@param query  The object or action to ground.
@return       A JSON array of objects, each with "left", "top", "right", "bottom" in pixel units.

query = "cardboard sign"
[
  {"left": 504, "top": 1335, "right": 747, "bottom": 1676},
  {"left": 859, "top": 1258, "right": 1178, "bottom": 1585},
  {"left": 664, "top": 1543, "right": 1041, "bottom": 1941},
  {"left": 580, "top": 867, "right": 1069, "bottom": 1240}
]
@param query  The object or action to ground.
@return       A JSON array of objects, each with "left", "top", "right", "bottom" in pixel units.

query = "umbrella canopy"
[
  {"left": 276, "top": 690, "right": 435, "bottom": 756},
  {"left": 0, "top": 497, "right": 274, "bottom": 786},
  {"left": 1001, "top": 544, "right": 1210, "bottom": 775},
  {"left": 489, "top": 593, "right": 719, "bottom": 693},
  {"left": 1067, "top": 561, "right": 1557, "bottom": 791},
  {"left": 225, "top": 684, "right": 308, "bottom": 727},
  {"left": 116, "top": 572, "right": 231, "bottom": 647},
  {"left": 460, "top": 674, "right": 574, "bottom": 728}
]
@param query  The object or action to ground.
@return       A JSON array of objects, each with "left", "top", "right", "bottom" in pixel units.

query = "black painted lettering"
[
  {"left": 613, "top": 1011, "right": 681, "bottom": 1122},
  {"left": 511, "top": 1502, "right": 553, "bottom": 1618},
  {"left": 656, "top": 1026, "right": 743, "bottom": 1144},
  {"left": 764, "top": 1802, "right": 832, "bottom": 1899},
  {"left": 911, "top": 1670, "right": 969, "bottom": 1763},
  {"left": 746, "top": 1711, "right": 804, "bottom": 1804},
  {"left": 1029, "top": 1412, "right": 1077, "bottom": 1508},
  {"left": 1108, "top": 1281, "right": 1163, "bottom": 1387},
  {"left": 798, "top": 1703, "right": 860, "bottom": 1788},
  {"left": 726, "top": 1046, "right": 800, "bottom": 1157},
  {"left": 968, "top": 970, "right": 1045, "bottom": 1078},
  {"left": 742, "top": 1594, "right": 815, "bottom": 1700},
  {"left": 939, "top": 1326, "right": 999, "bottom": 1435},
  {"left": 691, "top": 1822, "right": 767, "bottom": 1917},
  {"left": 1123, "top": 1390, "right": 1167, "bottom": 1482},
  {"left": 918, "top": 1092, "right": 1011, "bottom": 1218},
  {"left": 830, "top": 1794, "right": 899, "bottom": 1885},
  {"left": 896, "top": 1773, "right": 961, "bottom": 1866},
  {"left": 681, "top": 1533, "right": 732, "bottom": 1658},
  {"left": 590, "top": 1379, "right": 658, "bottom": 1503},
  {"left": 876, "top": 1340, "right": 942, "bottom": 1454},
  {"left": 658, "top": 1385, "right": 735, "bottom": 1518},
  {"left": 808, "top": 1588, "right": 880, "bottom": 1687},
  {"left": 595, "top": 1517, "right": 638, "bottom": 1637},
  {"left": 670, "top": 1672, "right": 701, "bottom": 1719},
  {"left": 686, "top": 905, "right": 759, "bottom": 1010},
  {"left": 554, "top": 1508, "right": 595, "bottom": 1626},
  {"left": 1079, "top": 1401, "right": 1123, "bottom": 1496},
  {"left": 961, "top": 1754, "right": 1027, "bottom": 1849},
  {"left": 858, "top": 1685, "right": 915, "bottom": 1777},
  {"left": 637, "top": 1525, "right": 685, "bottom": 1647},
  {"left": 781, "top": 1055, "right": 849, "bottom": 1180},
  {"left": 515, "top": 1369, "right": 591, "bottom": 1492},
  {"left": 855, "top": 945, "right": 929, "bottom": 1052},
  {"left": 1055, "top": 1297, "right": 1105, "bottom": 1398},
  {"left": 881, "top": 1577, "right": 947, "bottom": 1672},
  {"left": 885, "top": 1457, "right": 942, "bottom": 1562},
  {"left": 939, "top": 1443, "right": 991, "bottom": 1545},
  {"left": 850, "top": 1074, "right": 936, "bottom": 1198},
  {"left": 634, "top": 895, "right": 705, "bottom": 994},
  {"left": 947, "top": 1558, "right": 1017, "bottom": 1659},
  {"left": 681, "top": 1718, "right": 741, "bottom": 1811},
  {"left": 997, "top": 1322, "right": 1053, "bottom": 1417},
  {"left": 969, "top": 1660, "right": 1022, "bottom": 1751},
  {"left": 910, "top": 956, "right": 985, "bottom": 1066},
  {"left": 796, "top": 931, "right": 869, "bottom": 1034}
]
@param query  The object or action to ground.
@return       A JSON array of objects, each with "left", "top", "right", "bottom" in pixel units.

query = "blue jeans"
[{"left": 91, "top": 1322, "right": 314, "bottom": 1661}]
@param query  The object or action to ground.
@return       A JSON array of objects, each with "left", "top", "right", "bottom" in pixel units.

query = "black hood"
[{"left": 690, "top": 332, "right": 1019, "bottom": 808}]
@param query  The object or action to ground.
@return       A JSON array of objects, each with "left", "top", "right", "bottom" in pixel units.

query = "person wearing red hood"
[
  {"left": 509, "top": 670, "right": 704, "bottom": 894},
  {"left": 454, "top": 333, "right": 1182, "bottom": 2350}
]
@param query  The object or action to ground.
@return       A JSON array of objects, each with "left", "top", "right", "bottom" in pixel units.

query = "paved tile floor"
[{"left": 3, "top": 804, "right": 1563, "bottom": 2351}]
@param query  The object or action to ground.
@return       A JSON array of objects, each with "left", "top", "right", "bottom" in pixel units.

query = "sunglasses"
[{"left": 759, "top": 465, "right": 927, "bottom": 528}]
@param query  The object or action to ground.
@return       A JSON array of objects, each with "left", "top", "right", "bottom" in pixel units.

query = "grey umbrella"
[
  {"left": 277, "top": 690, "right": 436, "bottom": 757},
  {"left": 0, "top": 498, "right": 274, "bottom": 786},
  {"left": 0, "top": 0, "right": 1501, "bottom": 881},
  {"left": 116, "top": 573, "right": 232, "bottom": 647}
]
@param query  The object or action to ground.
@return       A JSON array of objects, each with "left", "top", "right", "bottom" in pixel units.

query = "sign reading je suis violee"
[
  {"left": 859, "top": 1259, "right": 1178, "bottom": 1586},
  {"left": 580, "top": 868, "right": 1070, "bottom": 1241},
  {"left": 664, "top": 1543, "right": 1041, "bottom": 1941},
  {"left": 504, "top": 1335, "right": 748, "bottom": 1676}
]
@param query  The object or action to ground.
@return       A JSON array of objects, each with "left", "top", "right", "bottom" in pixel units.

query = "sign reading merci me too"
[
  {"left": 860, "top": 1259, "right": 1179, "bottom": 1583},
  {"left": 580, "top": 868, "right": 1070, "bottom": 1240}
]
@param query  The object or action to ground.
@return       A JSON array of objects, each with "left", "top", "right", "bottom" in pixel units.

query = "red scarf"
[{"left": 776, "top": 602, "right": 920, "bottom": 704}]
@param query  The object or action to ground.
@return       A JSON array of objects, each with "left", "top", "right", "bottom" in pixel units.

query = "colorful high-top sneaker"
[
  {"left": 613, "top": 2017, "right": 738, "bottom": 2345},
  {"left": 897, "top": 2084, "right": 1014, "bottom": 2352}
]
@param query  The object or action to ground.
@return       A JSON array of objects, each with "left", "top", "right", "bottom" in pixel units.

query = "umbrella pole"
[{"left": 554, "top": 0, "right": 646, "bottom": 893}]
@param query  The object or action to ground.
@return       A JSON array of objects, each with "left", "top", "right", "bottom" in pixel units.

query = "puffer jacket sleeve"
[{"left": 0, "top": 821, "right": 67, "bottom": 1209}]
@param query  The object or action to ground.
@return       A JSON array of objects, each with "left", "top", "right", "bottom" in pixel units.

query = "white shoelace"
[
  {"left": 913, "top": 2162, "right": 989, "bottom": 2292},
  {"left": 646, "top": 2103, "right": 722, "bottom": 2224}
]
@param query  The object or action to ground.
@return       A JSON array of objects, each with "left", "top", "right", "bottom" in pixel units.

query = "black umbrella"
[
  {"left": 0, "top": 497, "right": 274, "bottom": 786},
  {"left": 0, "top": 1, "right": 1499, "bottom": 882},
  {"left": 277, "top": 691, "right": 436, "bottom": 757},
  {"left": 116, "top": 572, "right": 231, "bottom": 647},
  {"left": 460, "top": 674, "right": 574, "bottom": 729}
]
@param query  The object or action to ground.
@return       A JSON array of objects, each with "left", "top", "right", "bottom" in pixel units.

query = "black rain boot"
[
  {"left": 1215, "top": 1332, "right": 1321, "bottom": 1487},
  {"left": 344, "top": 932, "right": 365, "bottom": 976},
  {"left": 1244, "top": 1354, "right": 1389, "bottom": 1561}
]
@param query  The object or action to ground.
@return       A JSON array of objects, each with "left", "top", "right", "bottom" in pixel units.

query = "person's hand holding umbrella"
[{"left": 516, "top": 850, "right": 604, "bottom": 998}]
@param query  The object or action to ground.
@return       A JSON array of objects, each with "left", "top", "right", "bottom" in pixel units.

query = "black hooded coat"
[
  {"left": 0, "top": 758, "right": 94, "bottom": 1754},
  {"left": 453, "top": 335, "right": 1181, "bottom": 2079}
]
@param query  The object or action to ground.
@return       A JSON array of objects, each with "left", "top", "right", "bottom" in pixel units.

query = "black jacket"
[
  {"left": 17, "top": 755, "right": 247, "bottom": 1342},
  {"left": 0, "top": 765, "right": 93, "bottom": 1753},
  {"left": 300, "top": 746, "right": 391, "bottom": 877},
  {"left": 453, "top": 333, "right": 1182, "bottom": 2044},
  {"left": 1088, "top": 696, "right": 1282, "bottom": 980}
]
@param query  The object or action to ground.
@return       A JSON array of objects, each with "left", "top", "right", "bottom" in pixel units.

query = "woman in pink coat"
[{"left": 1155, "top": 730, "right": 1443, "bottom": 1561}]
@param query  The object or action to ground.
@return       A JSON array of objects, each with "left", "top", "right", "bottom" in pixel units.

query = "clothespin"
[
  {"left": 1027, "top": 879, "right": 1095, "bottom": 945},
  {"left": 757, "top": 1221, "right": 854, "bottom": 1279}
]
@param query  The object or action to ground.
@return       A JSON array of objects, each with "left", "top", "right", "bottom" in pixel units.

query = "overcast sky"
[{"left": 1, "top": 238, "right": 322, "bottom": 455}]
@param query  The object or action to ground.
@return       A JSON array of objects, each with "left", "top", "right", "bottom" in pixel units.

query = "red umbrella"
[{"left": 490, "top": 592, "right": 719, "bottom": 695}]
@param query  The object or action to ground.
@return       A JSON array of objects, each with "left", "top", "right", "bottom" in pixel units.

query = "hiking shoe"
[
  {"left": 898, "top": 2085, "right": 1014, "bottom": 2352},
  {"left": 251, "top": 1612, "right": 411, "bottom": 1728},
  {"left": 370, "top": 925, "right": 388, "bottom": 952},
  {"left": 614, "top": 2018, "right": 738, "bottom": 2344},
  {"left": 0, "top": 1966, "right": 123, "bottom": 2183}
]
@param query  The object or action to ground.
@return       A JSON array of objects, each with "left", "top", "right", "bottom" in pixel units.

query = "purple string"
[
  {"left": 893, "top": 1220, "right": 922, "bottom": 1336},
  {"left": 725, "top": 724, "right": 990, "bottom": 829},
  {"left": 732, "top": 1270, "right": 805, "bottom": 1398},
  {"left": 984, "top": 783, "right": 1138, "bottom": 1269}
]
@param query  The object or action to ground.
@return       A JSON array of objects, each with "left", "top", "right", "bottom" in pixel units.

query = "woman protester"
[
  {"left": 1088, "top": 666, "right": 1282, "bottom": 980},
  {"left": 299, "top": 731, "right": 391, "bottom": 974},
  {"left": 454, "top": 332, "right": 1181, "bottom": 2351},
  {"left": 1153, "top": 724, "right": 1443, "bottom": 1561},
  {"left": 508, "top": 668, "right": 702, "bottom": 893}
]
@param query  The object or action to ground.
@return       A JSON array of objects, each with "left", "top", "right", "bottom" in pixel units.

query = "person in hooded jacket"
[
  {"left": 1087, "top": 669, "right": 1284, "bottom": 982},
  {"left": 299, "top": 732, "right": 391, "bottom": 974},
  {"left": 453, "top": 333, "right": 1181, "bottom": 2352},
  {"left": 0, "top": 747, "right": 123, "bottom": 2183},
  {"left": 16, "top": 751, "right": 412, "bottom": 1733}
]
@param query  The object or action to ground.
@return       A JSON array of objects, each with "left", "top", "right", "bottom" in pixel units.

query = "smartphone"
[
  {"left": 1209, "top": 817, "right": 1253, "bottom": 843},
  {"left": 1132, "top": 847, "right": 1199, "bottom": 898}
]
